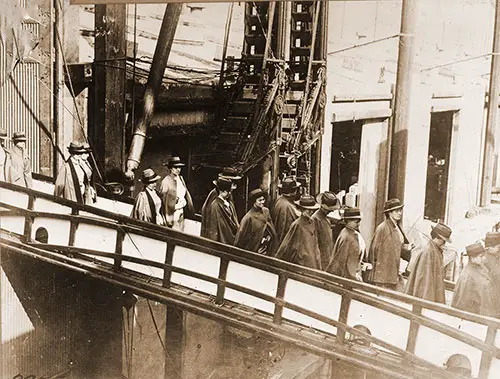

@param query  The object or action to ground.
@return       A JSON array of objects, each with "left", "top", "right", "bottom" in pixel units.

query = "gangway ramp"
[{"left": 1, "top": 180, "right": 500, "bottom": 379}]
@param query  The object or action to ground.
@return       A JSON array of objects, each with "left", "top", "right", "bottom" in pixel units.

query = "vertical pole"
[
  {"left": 94, "top": 4, "right": 127, "bottom": 182},
  {"left": 388, "top": 0, "right": 417, "bottom": 201},
  {"left": 480, "top": 0, "right": 500, "bottom": 206},
  {"left": 219, "top": 3, "right": 234, "bottom": 88},
  {"left": 53, "top": 0, "right": 64, "bottom": 174}
]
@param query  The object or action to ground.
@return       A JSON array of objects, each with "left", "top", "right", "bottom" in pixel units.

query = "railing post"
[
  {"left": 215, "top": 257, "right": 230, "bottom": 305},
  {"left": 68, "top": 207, "right": 79, "bottom": 247},
  {"left": 273, "top": 274, "right": 288, "bottom": 324},
  {"left": 113, "top": 224, "right": 125, "bottom": 271},
  {"left": 23, "top": 195, "right": 35, "bottom": 243},
  {"left": 337, "top": 291, "right": 351, "bottom": 343},
  {"left": 478, "top": 326, "right": 497, "bottom": 379},
  {"left": 406, "top": 304, "right": 422, "bottom": 353},
  {"left": 163, "top": 242, "right": 176, "bottom": 288}
]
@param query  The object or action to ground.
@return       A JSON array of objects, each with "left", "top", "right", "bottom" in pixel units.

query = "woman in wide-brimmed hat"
[
  {"left": 274, "top": 195, "right": 322, "bottom": 270},
  {"left": 366, "top": 198, "right": 413, "bottom": 290},
  {"left": 5, "top": 131, "right": 32, "bottom": 188},
  {"left": 131, "top": 168, "right": 166, "bottom": 225},
  {"left": 405, "top": 222, "right": 452, "bottom": 303},
  {"left": 312, "top": 191, "right": 341, "bottom": 269},
  {"left": 271, "top": 177, "right": 302, "bottom": 242},
  {"left": 157, "top": 156, "right": 194, "bottom": 231},
  {"left": 54, "top": 141, "right": 96, "bottom": 204}
]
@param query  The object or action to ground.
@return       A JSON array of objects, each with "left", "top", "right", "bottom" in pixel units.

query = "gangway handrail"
[
  {"left": 1, "top": 180, "right": 499, "bottom": 379},
  {"left": 0, "top": 236, "right": 456, "bottom": 379},
  {"left": 0, "top": 180, "right": 497, "bottom": 327}
]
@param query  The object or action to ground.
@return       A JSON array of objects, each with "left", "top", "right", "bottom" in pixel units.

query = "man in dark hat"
[
  {"left": 0, "top": 128, "right": 9, "bottom": 181},
  {"left": 200, "top": 168, "right": 240, "bottom": 238},
  {"left": 5, "top": 131, "right": 32, "bottom": 188},
  {"left": 312, "top": 191, "right": 341, "bottom": 269},
  {"left": 234, "top": 188, "right": 278, "bottom": 255},
  {"left": 271, "top": 177, "right": 301, "bottom": 242},
  {"left": 54, "top": 141, "right": 96, "bottom": 204},
  {"left": 158, "top": 156, "right": 194, "bottom": 231},
  {"left": 451, "top": 243, "right": 496, "bottom": 317},
  {"left": 367, "top": 198, "right": 413, "bottom": 290},
  {"left": 274, "top": 194, "right": 322, "bottom": 270},
  {"left": 131, "top": 168, "right": 166, "bottom": 225},
  {"left": 326, "top": 208, "right": 368, "bottom": 281},
  {"left": 204, "top": 177, "right": 240, "bottom": 245},
  {"left": 405, "top": 222, "right": 452, "bottom": 303}
]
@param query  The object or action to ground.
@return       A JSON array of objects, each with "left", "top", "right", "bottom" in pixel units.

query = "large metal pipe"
[
  {"left": 480, "top": 0, "right": 500, "bottom": 206},
  {"left": 125, "top": 3, "right": 183, "bottom": 180}
]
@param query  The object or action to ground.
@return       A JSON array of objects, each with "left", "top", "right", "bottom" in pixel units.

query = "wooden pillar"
[
  {"left": 94, "top": 4, "right": 127, "bottom": 181},
  {"left": 388, "top": 0, "right": 417, "bottom": 201},
  {"left": 165, "top": 306, "right": 184, "bottom": 378},
  {"left": 480, "top": 0, "right": 500, "bottom": 206}
]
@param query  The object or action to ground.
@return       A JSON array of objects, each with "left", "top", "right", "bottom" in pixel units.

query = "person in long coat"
[
  {"left": 0, "top": 129, "right": 9, "bottom": 181},
  {"left": 204, "top": 177, "right": 240, "bottom": 245},
  {"left": 326, "top": 207, "right": 366, "bottom": 281},
  {"left": 200, "top": 169, "right": 240, "bottom": 238},
  {"left": 234, "top": 188, "right": 278, "bottom": 255},
  {"left": 131, "top": 168, "right": 166, "bottom": 225},
  {"left": 405, "top": 222, "right": 451, "bottom": 303},
  {"left": 274, "top": 194, "right": 322, "bottom": 270},
  {"left": 312, "top": 191, "right": 340, "bottom": 269},
  {"left": 54, "top": 142, "right": 96, "bottom": 204},
  {"left": 5, "top": 131, "right": 32, "bottom": 188},
  {"left": 367, "top": 198, "right": 412, "bottom": 290},
  {"left": 451, "top": 242, "right": 496, "bottom": 317},
  {"left": 271, "top": 177, "right": 301, "bottom": 242},
  {"left": 158, "top": 156, "right": 194, "bottom": 231},
  {"left": 483, "top": 232, "right": 500, "bottom": 315}
]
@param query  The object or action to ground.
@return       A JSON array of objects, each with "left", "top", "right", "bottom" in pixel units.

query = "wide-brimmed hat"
[
  {"left": 215, "top": 177, "right": 233, "bottom": 192},
  {"left": 249, "top": 188, "right": 266, "bottom": 203},
  {"left": 278, "top": 177, "right": 301, "bottom": 194},
  {"left": 343, "top": 207, "right": 362, "bottom": 220},
  {"left": 445, "top": 354, "right": 472, "bottom": 374},
  {"left": 0, "top": 128, "right": 7, "bottom": 139},
  {"left": 384, "top": 198, "right": 404, "bottom": 213},
  {"left": 68, "top": 141, "right": 87, "bottom": 155},
  {"left": 465, "top": 242, "right": 486, "bottom": 258},
  {"left": 12, "top": 131, "right": 26, "bottom": 143},
  {"left": 164, "top": 156, "right": 185, "bottom": 168},
  {"left": 140, "top": 168, "right": 161, "bottom": 184},
  {"left": 431, "top": 222, "right": 452, "bottom": 243},
  {"left": 485, "top": 232, "right": 500, "bottom": 248},
  {"left": 316, "top": 192, "right": 339, "bottom": 211},
  {"left": 218, "top": 167, "right": 242, "bottom": 181},
  {"left": 294, "top": 194, "right": 320, "bottom": 210},
  {"left": 82, "top": 142, "right": 92, "bottom": 152}
]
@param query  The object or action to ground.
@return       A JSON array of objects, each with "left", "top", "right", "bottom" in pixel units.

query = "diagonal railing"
[{"left": 1, "top": 180, "right": 500, "bottom": 379}]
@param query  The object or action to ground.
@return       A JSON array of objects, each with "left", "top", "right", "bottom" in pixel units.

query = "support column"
[
  {"left": 480, "top": 0, "right": 500, "bottom": 206},
  {"left": 94, "top": 4, "right": 127, "bottom": 181},
  {"left": 54, "top": 0, "right": 65, "bottom": 174},
  {"left": 388, "top": 0, "right": 417, "bottom": 201},
  {"left": 165, "top": 306, "right": 184, "bottom": 378}
]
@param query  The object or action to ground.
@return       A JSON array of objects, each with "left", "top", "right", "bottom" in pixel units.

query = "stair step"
[
  {"left": 217, "top": 132, "right": 241, "bottom": 144},
  {"left": 230, "top": 101, "right": 255, "bottom": 115}
]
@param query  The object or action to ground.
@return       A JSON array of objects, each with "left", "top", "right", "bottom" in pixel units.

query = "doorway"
[
  {"left": 424, "top": 111, "right": 454, "bottom": 222},
  {"left": 330, "top": 120, "right": 363, "bottom": 196}
]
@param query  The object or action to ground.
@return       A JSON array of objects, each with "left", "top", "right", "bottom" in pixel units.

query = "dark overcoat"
[
  {"left": 274, "top": 214, "right": 321, "bottom": 270},
  {"left": 271, "top": 195, "right": 300, "bottom": 242},
  {"left": 311, "top": 209, "right": 334, "bottom": 270},
  {"left": 405, "top": 240, "right": 445, "bottom": 303},
  {"left": 234, "top": 207, "right": 278, "bottom": 255},
  {"left": 326, "top": 226, "right": 362, "bottom": 280},
  {"left": 205, "top": 197, "right": 239, "bottom": 245}
]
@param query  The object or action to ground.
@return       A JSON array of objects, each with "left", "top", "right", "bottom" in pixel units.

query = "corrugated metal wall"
[{"left": 0, "top": 14, "right": 41, "bottom": 173}]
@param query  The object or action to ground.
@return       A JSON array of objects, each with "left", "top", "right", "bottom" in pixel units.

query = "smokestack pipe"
[{"left": 125, "top": 3, "right": 183, "bottom": 180}]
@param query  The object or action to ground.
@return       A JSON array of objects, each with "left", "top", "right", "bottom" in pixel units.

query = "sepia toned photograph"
[{"left": 1, "top": 0, "right": 500, "bottom": 378}]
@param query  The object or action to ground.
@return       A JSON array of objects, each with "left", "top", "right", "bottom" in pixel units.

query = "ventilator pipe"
[{"left": 125, "top": 3, "right": 183, "bottom": 181}]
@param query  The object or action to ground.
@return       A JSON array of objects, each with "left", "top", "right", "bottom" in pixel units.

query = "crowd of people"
[
  {"left": 130, "top": 161, "right": 500, "bottom": 319},
  {"left": 2, "top": 131, "right": 497, "bottom": 320}
]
